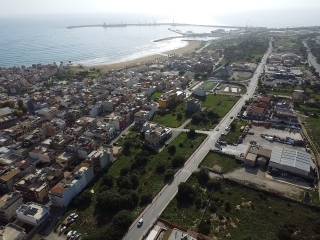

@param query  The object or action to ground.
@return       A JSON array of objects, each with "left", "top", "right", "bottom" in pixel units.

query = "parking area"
[{"left": 243, "top": 126, "right": 306, "bottom": 152}]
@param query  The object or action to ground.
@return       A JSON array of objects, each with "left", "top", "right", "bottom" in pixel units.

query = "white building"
[
  {"left": 49, "top": 163, "right": 94, "bottom": 207},
  {"left": 16, "top": 202, "right": 49, "bottom": 226}
]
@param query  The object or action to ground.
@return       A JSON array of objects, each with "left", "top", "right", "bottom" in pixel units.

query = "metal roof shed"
[{"left": 269, "top": 147, "right": 314, "bottom": 178}]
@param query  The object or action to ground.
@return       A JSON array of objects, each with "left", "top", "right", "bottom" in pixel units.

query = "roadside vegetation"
[
  {"left": 162, "top": 174, "right": 320, "bottom": 240},
  {"left": 68, "top": 130, "right": 206, "bottom": 239},
  {"left": 201, "top": 152, "right": 241, "bottom": 174},
  {"left": 221, "top": 119, "right": 247, "bottom": 145}
]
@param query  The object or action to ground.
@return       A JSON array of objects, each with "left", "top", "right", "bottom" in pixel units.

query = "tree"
[
  {"left": 207, "top": 110, "right": 219, "bottom": 120},
  {"left": 155, "top": 163, "right": 165, "bottom": 174},
  {"left": 171, "top": 156, "right": 185, "bottom": 168},
  {"left": 198, "top": 218, "right": 211, "bottom": 235},
  {"left": 164, "top": 169, "right": 175, "bottom": 183},
  {"left": 140, "top": 193, "right": 152, "bottom": 206},
  {"left": 196, "top": 168, "right": 209, "bottom": 186},
  {"left": 101, "top": 175, "right": 114, "bottom": 189},
  {"left": 120, "top": 167, "right": 129, "bottom": 176},
  {"left": 112, "top": 210, "right": 133, "bottom": 232},
  {"left": 123, "top": 141, "right": 132, "bottom": 155},
  {"left": 207, "top": 179, "right": 222, "bottom": 192},
  {"left": 177, "top": 183, "right": 196, "bottom": 206},
  {"left": 187, "top": 129, "right": 197, "bottom": 139},
  {"left": 230, "top": 122, "right": 236, "bottom": 132},
  {"left": 225, "top": 202, "right": 232, "bottom": 212},
  {"left": 96, "top": 190, "right": 122, "bottom": 214},
  {"left": 167, "top": 145, "right": 176, "bottom": 156},
  {"left": 131, "top": 156, "right": 148, "bottom": 170},
  {"left": 73, "top": 190, "right": 92, "bottom": 209}
]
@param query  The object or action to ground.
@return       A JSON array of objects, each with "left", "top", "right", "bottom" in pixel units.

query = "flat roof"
[{"left": 270, "top": 147, "right": 313, "bottom": 173}]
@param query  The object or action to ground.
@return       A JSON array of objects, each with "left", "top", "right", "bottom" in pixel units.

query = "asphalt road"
[{"left": 123, "top": 40, "right": 273, "bottom": 240}]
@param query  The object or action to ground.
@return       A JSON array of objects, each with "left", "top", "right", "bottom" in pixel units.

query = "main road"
[{"left": 123, "top": 39, "right": 273, "bottom": 240}]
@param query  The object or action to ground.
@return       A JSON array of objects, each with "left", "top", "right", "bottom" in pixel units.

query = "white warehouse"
[{"left": 268, "top": 146, "right": 316, "bottom": 180}]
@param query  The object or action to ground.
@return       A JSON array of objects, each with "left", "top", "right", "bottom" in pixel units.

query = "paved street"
[{"left": 123, "top": 40, "right": 273, "bottom": 240}]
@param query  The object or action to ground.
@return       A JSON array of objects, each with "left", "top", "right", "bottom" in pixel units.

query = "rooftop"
[{"left": 270, "top": 147, "right": 314, "bottom": 173}]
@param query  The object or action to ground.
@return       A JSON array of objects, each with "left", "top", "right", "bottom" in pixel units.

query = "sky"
[{"left": 1, "top": 0, "right": 320, "bottom": 27}]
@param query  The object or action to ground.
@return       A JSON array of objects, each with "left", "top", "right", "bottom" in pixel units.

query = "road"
[
  {"left": 303, "top": 40, "right": 320, "bottom": 75},
  {"left": 123, "top": 39, "right": 273, "bottom": 240}
]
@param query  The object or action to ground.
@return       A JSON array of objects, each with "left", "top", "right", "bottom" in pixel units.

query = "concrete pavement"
[{"left": 123, "top": 39, "right": 273, "bottom": 240}]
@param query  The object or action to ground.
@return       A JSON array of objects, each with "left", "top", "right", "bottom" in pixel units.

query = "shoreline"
[{"left": 76, "top": 40, "right": 203, "bottom": 73}]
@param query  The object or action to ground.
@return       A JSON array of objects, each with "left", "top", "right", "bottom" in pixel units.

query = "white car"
[
  {"left": 67, "top": 231, "right": 73, "bottom": 238},
  {"left": 137, "top": 218, "right": 144, "bottom": 227}
]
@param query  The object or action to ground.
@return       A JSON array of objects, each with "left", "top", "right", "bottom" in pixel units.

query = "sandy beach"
[{"left": 77, "top": 40, "right": 202, "bottom": 73}]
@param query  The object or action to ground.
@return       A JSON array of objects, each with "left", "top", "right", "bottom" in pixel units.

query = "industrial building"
[{"left": 268, "top": 147, "right": 316, "bottom": 180}]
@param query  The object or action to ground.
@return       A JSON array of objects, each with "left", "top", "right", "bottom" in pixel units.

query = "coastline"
[{"left": 76, "top": 40, "right": 202, "bottom": 73}]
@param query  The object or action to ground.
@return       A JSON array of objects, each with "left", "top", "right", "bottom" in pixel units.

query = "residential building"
[
  {"left": 49, "top": 163, "right": 94, "bottom": 207},
  {"left": 16, "top": 202, "right": 49, "bottom": 226},
  {"left": 0, "top": 192, "right": 23, "bottom": 222}
]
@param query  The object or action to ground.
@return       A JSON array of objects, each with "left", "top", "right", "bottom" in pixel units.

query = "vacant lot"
[
  {"left": 188, "top": 95, "right": 239, "bottom": 130},
  {"left": 153, "top": 103, "right": 187, "bottom": 128},
  {"left": 68, "top": 131, "right": 206, "bottom": 238},
  {"left": 201, "top": 152, "right": 241, "bottom": 174},
  {"left": 162, "top": 176, "right": 320, "bottom": 240}
]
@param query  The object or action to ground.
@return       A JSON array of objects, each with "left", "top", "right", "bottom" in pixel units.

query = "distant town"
[{"left": 1, "top": 26, "right": 320, "bottom": 240}]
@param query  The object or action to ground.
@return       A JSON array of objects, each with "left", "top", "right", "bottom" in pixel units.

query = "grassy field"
[
  {"left": 188, "top": 95, "right": 239, "bottom": 130},
  {"left": 202, "top": 81, "right": 217, "bottom": 91},
  {"left": 221, "top": 119, "right": 247, "bottom": 145},
  {"left": 200, "top": 152, "right": 241, "bottom": 174},
  {"left": 153, "top": 103, "right": 187, "bottom": 128},
  {"left": 203, "top": 95, "right": 239, "bottom": 116},
  {"left": 68, "top": 131, "right": 206, "bottom": 236},
  {"left": 162, "top": 176, "right": 320, "bottom": 240}
]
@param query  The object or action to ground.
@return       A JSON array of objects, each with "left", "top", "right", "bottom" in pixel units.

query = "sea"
[{"left": 0, "top": 14, "right": 219, "bottom": 68}]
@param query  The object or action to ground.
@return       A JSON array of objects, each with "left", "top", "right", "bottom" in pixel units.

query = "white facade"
[
  {"left": 49, "top": 165, "right": 94, "bottom": 207},
  {"left": 16, "top": 203, "right": 49, "bottom": 226}
]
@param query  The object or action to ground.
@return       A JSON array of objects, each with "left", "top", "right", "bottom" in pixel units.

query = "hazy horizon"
[{"left": 1, "top": 0, "right": 320, "bottom": 28}]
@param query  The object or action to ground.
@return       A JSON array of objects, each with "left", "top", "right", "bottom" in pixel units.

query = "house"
[
  {"left": 245, "top": 106, "right": 267, "bottom": 121},
  {"left": 16, "top": 202, "right": 49, "bottom": 226},
  {"left": 49, "top": 163, "right": 94, "bottom": 207},
  {"left": 14, "top": 168, "right": 63, "bottom": 204},
  {"left": 0, "top": 192, "right": 23, "bottom": 222}
]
